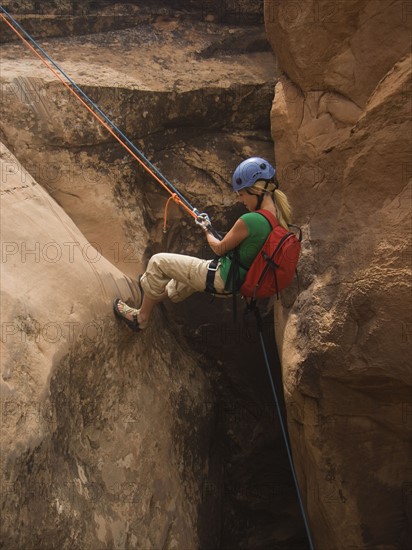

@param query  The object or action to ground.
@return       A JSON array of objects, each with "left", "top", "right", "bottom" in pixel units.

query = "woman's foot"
[{"left": 113, "top": 299, "right": 146, "bottom": 332}]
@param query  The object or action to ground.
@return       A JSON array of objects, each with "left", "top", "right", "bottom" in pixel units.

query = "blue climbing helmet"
[{"left": 232, "top": 157, "right": 276, "bottom": 192}]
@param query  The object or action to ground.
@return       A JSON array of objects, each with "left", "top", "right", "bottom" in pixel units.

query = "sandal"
[{"left": 113, "top": 299, "right": 141, "bottom": 332}]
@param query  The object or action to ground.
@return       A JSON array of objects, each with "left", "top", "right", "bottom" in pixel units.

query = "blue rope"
[
  {"left": 0, "top": 4, "right": 197, "bottom": 215},
  {"left": 256, "top": 309, "right": 315, "bottom": 550}
]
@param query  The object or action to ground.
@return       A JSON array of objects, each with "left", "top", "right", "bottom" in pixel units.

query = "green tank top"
[{"left": 220, "top": 212, "right": 272, "bottom": 287}]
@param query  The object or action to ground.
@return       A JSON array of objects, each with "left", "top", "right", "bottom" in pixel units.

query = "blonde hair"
[{"left": 247, "top": 181, "right": 292, "bottom": 230}]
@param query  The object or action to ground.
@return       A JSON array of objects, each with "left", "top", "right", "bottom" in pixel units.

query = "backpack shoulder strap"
[
  {"left": 288, "top": 223, "right": 303, "bottom": 242},
  {"left": 255, "top": 209, "right": 278, "bottom": 230}
]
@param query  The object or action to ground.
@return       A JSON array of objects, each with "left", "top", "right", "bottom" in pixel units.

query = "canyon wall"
[
  {"left": 0, "top": 142, "right": 220, "bottom": 549},
  {"left": 1, "top": 2, "right": 307, "bottom": 548},
  {"left": 265, "top": 0, "right": 411, "bottom": 548},
  {"left": 2, "top": 0, "right": 410, "bottom": 548}
]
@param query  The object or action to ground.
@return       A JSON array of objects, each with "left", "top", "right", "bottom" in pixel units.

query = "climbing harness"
[
  {"left": 0, "top": 5, "right": 213, "bottom": 232},
  {"left": 1, "top": 9, "right": 314, "bottom": 546},
  {"left": 205, "top": 257, "right": 220, "bottom": 294}
]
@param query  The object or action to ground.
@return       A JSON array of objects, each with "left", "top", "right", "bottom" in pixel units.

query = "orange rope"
[
  {"left": 163, "top": 193, "right": 183, "bottom": 232},
  {"left": 0, "top": 13, "right": 197, "bottom": 220}
]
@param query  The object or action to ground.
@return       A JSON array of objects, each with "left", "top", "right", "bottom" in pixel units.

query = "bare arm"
[{"left": 204, "top": 218, "right": 248, "bottom": 256}]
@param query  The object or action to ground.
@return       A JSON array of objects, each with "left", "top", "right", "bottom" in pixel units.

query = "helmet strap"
[
  {"left": 246, "top": 188, "right": 265, "bottom": 210},
  {"left": 246, "top": 179, "right": 274, "bottom": 210},
  {"left": 257, "top": 180, "right": 271, "bottom": 210}
]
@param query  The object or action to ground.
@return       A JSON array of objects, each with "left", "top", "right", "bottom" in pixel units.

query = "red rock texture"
[{"left": 265, "top": 0, "right": 412, "bottom": 548}]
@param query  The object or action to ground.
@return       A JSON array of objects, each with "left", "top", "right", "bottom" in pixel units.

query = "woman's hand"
[{"left": 205, "top": 218, "right": 248, "bottom": 256}]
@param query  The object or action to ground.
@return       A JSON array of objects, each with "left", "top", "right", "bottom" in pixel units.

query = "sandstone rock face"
[
  {"left": 265, "top": 0, "right": 411, "bottom": 548},
  {"left": 0, "top": 143, "right": 220, "bottom": 549},
  {"left": 0, "top": 11, "right": 274, "bottom": 279},
  {"left": 0, "top": 0, "right": 265, "bottom": 42},
  {"left": 0, "top": 3, "right": 309, "bottom": 549}
]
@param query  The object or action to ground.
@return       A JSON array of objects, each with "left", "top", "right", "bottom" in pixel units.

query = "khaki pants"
[{"left": 140, "top": 252, "right": 227, "bottom": 303}]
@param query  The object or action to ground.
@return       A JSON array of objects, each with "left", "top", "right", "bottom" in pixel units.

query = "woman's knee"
[{"left": 147, "top": 252, "right": 171, "bottom": 272}]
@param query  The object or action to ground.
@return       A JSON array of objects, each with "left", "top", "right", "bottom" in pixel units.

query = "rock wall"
[
  {"left": 0, "top": 3, "right": 309, "bottom": 549},
  {"left": 265, "top": 0, "right": 411, "bottom": 548},
  {"left": 6, "top": 0, "right": 409, "bottom": 547},
  {"left": 0, "top": 143, "right": 219, "bottom": 549},
  {"left": 0, "top": 5, "right": 274, "bottom": 279},
  {"left": 0, "top": 0, "right": 265, "bottom": 42}
]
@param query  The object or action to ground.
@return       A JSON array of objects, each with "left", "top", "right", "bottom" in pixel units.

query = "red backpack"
[{"left": 240, "top": 210, "right": 301, "bottom": 300}]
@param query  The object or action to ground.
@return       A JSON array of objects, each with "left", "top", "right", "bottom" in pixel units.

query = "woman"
[{"left": 113, "top": 157, "right": 292, "bottom": 331}]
